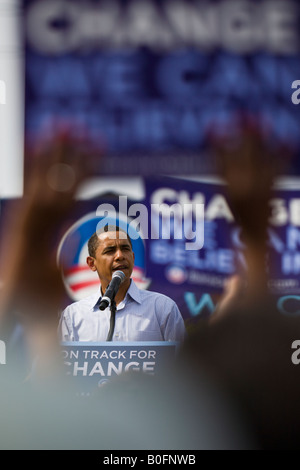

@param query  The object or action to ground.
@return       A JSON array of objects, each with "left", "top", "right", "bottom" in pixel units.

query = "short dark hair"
[{"left": 88, "top": 225, "right": 132, "bottom": 258}]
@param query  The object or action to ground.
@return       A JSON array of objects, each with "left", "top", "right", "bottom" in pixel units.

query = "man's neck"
[{"left": 101, "top": 278, "right": 131, "bottom": 305}]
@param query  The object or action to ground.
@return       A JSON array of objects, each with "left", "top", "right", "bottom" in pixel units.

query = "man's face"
[{"left": 87, "top": 231, "right": 135, "bottom": 287}]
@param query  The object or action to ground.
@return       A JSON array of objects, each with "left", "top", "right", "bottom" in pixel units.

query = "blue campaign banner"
[
  {"left": 3, "top": 177, "right": 300, "bottom": 325},
  {"left": 23, "top": 0, "right": 300, "bottom": 176},
  {"left": 144, "top": 176, "right": 238, "bottom": 293},
  {"left": 41, "top": 176, "right": 300, "bottom": 321},
  {"left": 53, "top": 188, "right": 228, "bottom": 321},
  {"left": 61, "top": 341, "right": 179, "bottom": 395},
  {"left": 143, "top": 176, "right": 300, "bottom": 318},
  {"left": 267, "top": 185, "right": 300, "bottom": 296}
]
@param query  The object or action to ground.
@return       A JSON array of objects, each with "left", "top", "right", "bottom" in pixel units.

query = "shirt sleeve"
[
  {"left": 58, "top": 308, "right": 73, "bottom": 342},
  {"left": 163, "top": 301, "right": 186, "bottom": 343}
]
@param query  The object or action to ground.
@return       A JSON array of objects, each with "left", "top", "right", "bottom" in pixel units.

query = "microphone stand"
[{"left": 106, "top": 298, "right": 117, "bottom": 341}]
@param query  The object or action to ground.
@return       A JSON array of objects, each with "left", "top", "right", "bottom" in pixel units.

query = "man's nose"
[{"left": 115, "top": 248, "right": 125, "bottom": 260}]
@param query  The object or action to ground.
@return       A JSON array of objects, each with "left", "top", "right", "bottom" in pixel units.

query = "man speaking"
[{"left": 59, "top": 226, "right": 186, "bottom": 343}]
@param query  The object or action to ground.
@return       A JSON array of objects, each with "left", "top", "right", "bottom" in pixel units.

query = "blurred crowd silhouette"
[{"left": 1, "top": 120, "right": 300, "bottom": 450}]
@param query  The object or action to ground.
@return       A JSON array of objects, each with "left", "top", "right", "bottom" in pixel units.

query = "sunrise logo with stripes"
[{"left": 57, "top": 212, "right": 151, "bottom": 302}]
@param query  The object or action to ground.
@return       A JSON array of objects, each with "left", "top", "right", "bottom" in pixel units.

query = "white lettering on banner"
[
  {"left": 94, "top": 197, "right": 300, "bottom": 248},
  {"left": 0, "top": 81, "right": 6, "bottom": 105},
  {"left": 62, "top": 348, "right": 156, "bottom": 360},
  {"left": 282, "top": 253, "right": 300, "bottom": 275},
  {"left": 67, "top": 360, "right": 156, "bottom": 376},
  {"left": 129, "top": 350, "right": 156, "bottom": 359},
  {"left": 205, "top": 195, "right": 234, "bottom": 222},
  {"left": 184, "top": 292, "right": 216, "bottom": 316},
  {"left": 150, "top": 189, "right": 234, "bottom": 221},
  {"left": 25, "top": 0, "right": 299, "bottom": 55},
  {"left": 269, "top": 199, "right": 300, "bottom": 226},
  {"left": 287, "top": 226, "right": 300, "bottom": 250},
  {"left": 269, "top": 199, "right": 290, "bottom": 226},
  {"left": 62, "top": 349, "right": 128, "bottom": 360},
  {"left": 151, "top": 188, "right": 204, "bottom": 216}
]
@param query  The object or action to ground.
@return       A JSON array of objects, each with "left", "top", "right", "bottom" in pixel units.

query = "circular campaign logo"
[
  {"left": 57, "top": 212, "right": 151, "bottom": 301},
  {"left": 165, "top": 265, "right": 187, "bottom": 284}
]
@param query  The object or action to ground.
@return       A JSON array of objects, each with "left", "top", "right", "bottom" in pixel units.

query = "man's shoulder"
[
  {"left": 62, "top": 293, "right": 100, "bottom": 314},
  {"left": 139, "top": 288, "right": 178, "bottom": 306}
]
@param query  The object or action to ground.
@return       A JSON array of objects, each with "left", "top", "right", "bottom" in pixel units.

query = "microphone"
[{"left": 99, "top": 270, "right": 126, "bottom": 311}]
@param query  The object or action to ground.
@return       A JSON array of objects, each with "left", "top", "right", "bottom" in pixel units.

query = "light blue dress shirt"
[{"left": 59, "top": 280, "right": 186, "bottom": 342}]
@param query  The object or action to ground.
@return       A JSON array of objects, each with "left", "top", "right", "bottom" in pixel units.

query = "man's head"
[
  {"left": 87, "top": 226, "right": 132, "bottom": 258},
  {"left": 86, "top": 226, "right": 134, "bottom": 290}
]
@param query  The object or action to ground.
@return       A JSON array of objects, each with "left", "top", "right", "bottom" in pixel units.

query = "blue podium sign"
[{"left": 61, "top": 342, "right": 178, "bottom": 395}]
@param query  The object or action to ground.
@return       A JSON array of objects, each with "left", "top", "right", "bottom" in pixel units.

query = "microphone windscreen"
[{"left": 112, "top": 270, "right": 126, "bottom": 283}]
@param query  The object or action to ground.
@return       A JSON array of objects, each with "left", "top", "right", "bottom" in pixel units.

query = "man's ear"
[{"left": 86, "top": 256, "right": 97, "bottom": 271}]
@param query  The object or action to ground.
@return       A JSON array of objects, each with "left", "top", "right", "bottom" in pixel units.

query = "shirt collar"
[
  {"left": 125, "top": 279, "right": 142, "bottom": 305},
  {"left": 91, "top": 279, "right": 141, "bottom": 311},
  {"left": 91, "top": 291, "right": 102, "bottom": 311}
]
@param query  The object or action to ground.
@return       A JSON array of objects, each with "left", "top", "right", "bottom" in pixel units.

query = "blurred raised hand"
[
  {"left": 0, "top": 127, "right": 99, "bottom": 365},
  {"left": 211, "top": 116, "right": 291, "bottom": 310},
  {"left": 180, "top": 120, "right": 300, "bottom": 449}
]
